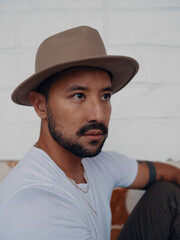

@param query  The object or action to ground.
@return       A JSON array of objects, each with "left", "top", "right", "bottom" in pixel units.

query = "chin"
[
  {"left": 75, "top": 150, "right": 101, "bottom": 158},
  {"left": 74, "top": 142, "right": 104, "bottom": 158}
]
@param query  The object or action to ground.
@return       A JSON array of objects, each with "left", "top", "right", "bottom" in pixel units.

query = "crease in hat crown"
[
  {"left": 35, "top": 26, "right": 107, "bottom": 73},
  {"left": 11, "top": 25, "right": 139, "bottom": 106}
]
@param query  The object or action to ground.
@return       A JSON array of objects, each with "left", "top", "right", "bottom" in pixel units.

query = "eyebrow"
[
  {"left": 65, "top": 85, "right": 112, "bottom": 93},
  {"left": 65, "top": 86, "right": 88, "bottom": 92},
  {"left": 102, "top": 87, "right": 112, "bottom": 92}
]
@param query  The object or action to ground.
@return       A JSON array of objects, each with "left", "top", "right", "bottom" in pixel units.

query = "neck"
[{"left": 35, "top": 125, "right": 86, "bottom": 184}]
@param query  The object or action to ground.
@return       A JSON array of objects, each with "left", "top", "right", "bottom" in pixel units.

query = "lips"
[
  {"left": 84, "top": 129, "right": 104, "bottom": 136},
  {"left": 77, "top": 123, "right": 108, "bottom": 137},
  {"left": 83, "top": 129, "right": 105, "bottom": 141}
]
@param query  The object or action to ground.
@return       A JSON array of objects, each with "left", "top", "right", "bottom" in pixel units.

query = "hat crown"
[{"left": 35, "top": 26, "right": 107, "bottom": 73}]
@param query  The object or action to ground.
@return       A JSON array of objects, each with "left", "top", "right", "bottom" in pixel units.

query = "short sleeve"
[
  {"left": 87, "top": 151, "right": 138, "bottom": 189},
  {"left": 107, "top": 151, "right": 138, "bottom": 188},
  {"left": 0, "top": 187, "right": 92, "bottom": 240}
]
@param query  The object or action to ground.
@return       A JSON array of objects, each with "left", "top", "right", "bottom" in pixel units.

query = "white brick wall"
[{"left": 0, "top": 0, "right": 180, "bottom": 161}]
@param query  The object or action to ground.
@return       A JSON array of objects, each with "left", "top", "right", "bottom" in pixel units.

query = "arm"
[{"left": 129, "top": 160, "right": 180, "bottom": 189}]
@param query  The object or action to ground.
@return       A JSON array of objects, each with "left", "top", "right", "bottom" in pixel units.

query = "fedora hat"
[{"left": 11, "top": 26, "right": 139, "bottom": 106}]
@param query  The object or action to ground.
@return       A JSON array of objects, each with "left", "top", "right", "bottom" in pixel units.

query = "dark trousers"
[{"left": 117, "top": 181, "right": 180, "bottom": 240}]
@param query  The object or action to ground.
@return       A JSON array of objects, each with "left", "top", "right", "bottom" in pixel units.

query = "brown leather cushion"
[{"left": 110, "top": 188, "right": 129, "bottom": 240}]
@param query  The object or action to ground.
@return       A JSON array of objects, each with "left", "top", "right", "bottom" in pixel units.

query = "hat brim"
[{"left": 11, "top": 55, "right": 139, "bottom": 106}]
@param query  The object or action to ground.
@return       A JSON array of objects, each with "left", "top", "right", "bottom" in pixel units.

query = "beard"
[{"left": 46, "top": 106, "right": 108, "bottom": 158}]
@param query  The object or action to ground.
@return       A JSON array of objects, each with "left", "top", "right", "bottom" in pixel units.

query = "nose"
[{"left": 87, "top": 100, "right": 106, "bottom": 123}]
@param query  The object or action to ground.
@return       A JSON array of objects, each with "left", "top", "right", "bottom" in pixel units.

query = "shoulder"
[
  {"left": 0, "top": 187, "right": 91, "bottom": 240},
  {"left": 83, "top": 151, "right": 138, "bottom": 188},
  {"left": 0, "top": 147, "right": 53, "bottom": 208},
  {"left": 83, "top": 151, "right": 135, "bottom": 169}
]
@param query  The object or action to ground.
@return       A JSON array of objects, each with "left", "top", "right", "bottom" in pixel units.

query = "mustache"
[{"left": 77, "top": 123, "right": 108, "bottom": 137}]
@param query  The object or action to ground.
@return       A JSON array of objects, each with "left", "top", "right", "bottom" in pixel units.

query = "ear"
[{"left": 28, "top": 91, "right": 47, "bottom": 119}]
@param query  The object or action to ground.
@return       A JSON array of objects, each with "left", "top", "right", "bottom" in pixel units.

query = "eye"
[
  {"left": 102, "top": 93, "right": 112, "bottom": 101},
  {"left": 72, "top": 93, "right": 85, "bottom": 100}
]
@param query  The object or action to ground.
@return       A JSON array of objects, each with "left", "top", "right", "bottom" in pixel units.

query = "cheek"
[
  {"left": 47, "top": 99, "right": 85, "bottom": 133},
  {"left": 105, "top": 104, "right": 112, "bottom": 121},
  {"left": 56, "top": 109, "right": 84, "bottom": 132}
]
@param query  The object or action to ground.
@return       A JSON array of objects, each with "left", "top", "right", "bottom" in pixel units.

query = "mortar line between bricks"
[
  {"left": 0, "top": 7, "right": 103, "bottom": 14},
  {"left": 109, "top": 6, "right": 180, "bottom": 12},
  {"left": 111, "top": 117, "right": 180, "bottom": 121},
  {"left": 110, "top": 43, "right": 180, "bottom": 49}
]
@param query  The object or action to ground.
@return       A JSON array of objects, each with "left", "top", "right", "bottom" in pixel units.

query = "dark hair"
[{"left": 35, "top": 72, "right": 62, "bottom": 103}]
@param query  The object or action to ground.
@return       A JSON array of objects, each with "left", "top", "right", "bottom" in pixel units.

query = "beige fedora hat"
[{"left": 11, "top": 26, "right": 139, "bottom": 106}]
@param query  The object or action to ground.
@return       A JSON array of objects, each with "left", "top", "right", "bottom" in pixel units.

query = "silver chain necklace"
[{"left": 66, "top": 170, "right": 98, "bottom": 216}]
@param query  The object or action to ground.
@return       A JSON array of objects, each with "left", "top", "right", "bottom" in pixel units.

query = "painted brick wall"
[{"left": 0, "top": 0, "right": 180, "bottom": 161}]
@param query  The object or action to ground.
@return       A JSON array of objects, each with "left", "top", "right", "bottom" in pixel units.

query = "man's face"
[{"left": 46, "top": 67, "right": 112, "bottom": 158}]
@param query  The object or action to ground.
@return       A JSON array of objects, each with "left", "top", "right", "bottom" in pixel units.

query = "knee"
[
  {"left": 146, "top": 181, "right": 180, "bottom": 207},
  {"left": 149, "top": 181, "right": 179, "bottom": 195}
]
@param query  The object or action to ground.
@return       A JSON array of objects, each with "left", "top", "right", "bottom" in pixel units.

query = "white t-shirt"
[{"left": 0, "top": 147, "right": 138, "bottom": 240}]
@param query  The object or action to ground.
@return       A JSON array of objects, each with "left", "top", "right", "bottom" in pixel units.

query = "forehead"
[{"left": 51, "top": 67, "right": 112, "bottom": 90}]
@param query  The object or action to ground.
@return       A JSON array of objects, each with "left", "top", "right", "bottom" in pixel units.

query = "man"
[{"left": 0, "top": 26, "right": 180, "bottom": 240}]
